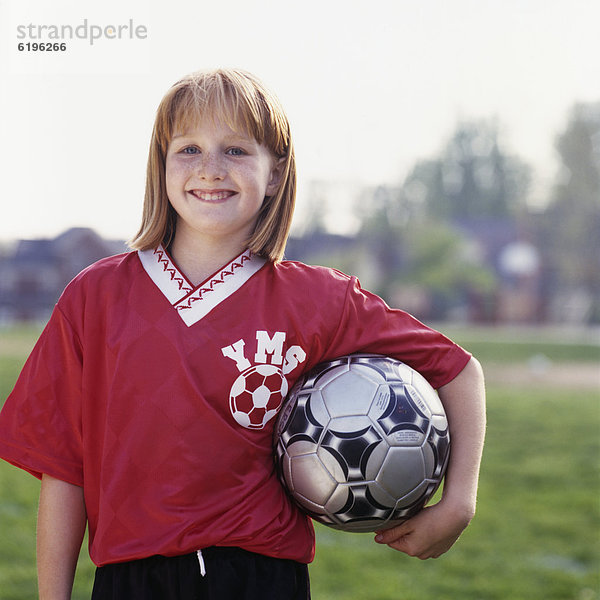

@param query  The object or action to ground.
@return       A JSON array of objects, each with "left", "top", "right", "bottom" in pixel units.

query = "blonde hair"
[{"left": 129, "top": 68, "right": 296, "bottom": 262}]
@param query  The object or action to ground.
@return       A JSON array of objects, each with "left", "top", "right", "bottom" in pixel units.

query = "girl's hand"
[{"left": 373, "top": 500, "right": 474, "bottom": 559}]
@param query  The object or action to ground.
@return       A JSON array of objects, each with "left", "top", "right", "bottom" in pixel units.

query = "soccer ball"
[
  {"left": 230, "top": 364, "right": 288, "bottom": 430},
  {"left": 274, "top": 354, "right": 450, "bottom": 532}
]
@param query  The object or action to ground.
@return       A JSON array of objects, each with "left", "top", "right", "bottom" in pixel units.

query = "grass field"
[{"left": 0, "top": 324, "right": 598, "bottom": 599}]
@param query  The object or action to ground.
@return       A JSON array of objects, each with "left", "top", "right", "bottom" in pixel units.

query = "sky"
[{"left": 0, "top": 0, "right": 599, "bottom": 242}]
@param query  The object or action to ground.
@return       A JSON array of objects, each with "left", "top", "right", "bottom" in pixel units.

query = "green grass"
[
  {"left": 1, "top": 324, "right": 599, "bottom": 599},
  {"left": 436, "top": 324, "right": 600, "bottom": 364},
  {"left": 454, "top": 340, "right": 599, "bottom": 364},
  {"left": 310, "top": 386, "right": 600, "bottom": 600}
]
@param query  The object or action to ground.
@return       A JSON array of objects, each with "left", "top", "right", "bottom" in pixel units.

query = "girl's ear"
[{"left": 266, "top": 157, "right": 286, "bottom": 196}]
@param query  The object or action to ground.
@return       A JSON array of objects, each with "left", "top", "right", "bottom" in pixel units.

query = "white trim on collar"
[{"left": 138, "top": 245, "right": 267, "bottom": 326}]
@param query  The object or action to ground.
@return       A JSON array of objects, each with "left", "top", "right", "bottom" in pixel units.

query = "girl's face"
[{"left": 165, "top": 117, "right": 282, "bottom": 250}]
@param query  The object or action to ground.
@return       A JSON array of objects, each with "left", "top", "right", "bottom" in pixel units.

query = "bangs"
[{"left": 157, "top": 70, "right": 288, "bottom": 157}]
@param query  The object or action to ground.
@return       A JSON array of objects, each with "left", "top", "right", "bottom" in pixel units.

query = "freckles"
[{"left": 166, "top": 156, "right": 195, "bottom": 180}]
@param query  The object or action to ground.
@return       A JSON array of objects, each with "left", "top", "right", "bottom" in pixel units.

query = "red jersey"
[{"left": 0, "top": 246, "right": 470, "bottom": 566}]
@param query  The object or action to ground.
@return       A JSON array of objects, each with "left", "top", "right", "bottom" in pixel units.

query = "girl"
[{"left": 0, "top": 69, "right": 486, "bottom": 600}]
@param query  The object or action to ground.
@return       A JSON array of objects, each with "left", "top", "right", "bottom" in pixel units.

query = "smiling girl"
[{"left": 0, "top": 69, "right": 485, "bottom": 600}]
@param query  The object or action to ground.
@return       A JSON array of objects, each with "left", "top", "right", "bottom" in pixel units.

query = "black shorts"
[{"left": 91, "top": 546, "right": 311, "bottom": 600}]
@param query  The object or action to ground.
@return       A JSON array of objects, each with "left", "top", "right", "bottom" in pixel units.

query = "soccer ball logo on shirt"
[{"left": 221, "top": 331, "right": 307, "bottom": 430}]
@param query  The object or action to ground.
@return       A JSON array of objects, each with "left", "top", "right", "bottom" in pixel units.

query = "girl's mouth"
[{"left": 188, "top": 190, "right": 236, "bottom": 202}]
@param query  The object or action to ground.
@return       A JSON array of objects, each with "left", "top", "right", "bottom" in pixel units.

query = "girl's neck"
[{"left": 169, "top": 232, "right": 247, "bottom": 287}]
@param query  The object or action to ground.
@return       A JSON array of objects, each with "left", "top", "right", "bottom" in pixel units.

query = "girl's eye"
[
  {"left": 227, "top": 147, "right": 246, "bottom": 156},
  {"left": 182, "top": 146, "right": 199, "bottom": 155}
]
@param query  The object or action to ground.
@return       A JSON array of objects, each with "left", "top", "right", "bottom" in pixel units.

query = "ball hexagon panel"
[
  {"left": 377, "top": 385, "right": 433, "bottom": 446},
  {"left": 288, "top": 452, "right": 337, "bottom": 508},
  {"left": 376, "top": 446, "right": 426, "bottom": 500},
  {"left": 320, "top": 368, "right": 382, "bottom": 418}
]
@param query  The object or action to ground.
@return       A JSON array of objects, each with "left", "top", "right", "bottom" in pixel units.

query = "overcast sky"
[{"left": 1, "top": 0, "right": 598, "bottom": 242}]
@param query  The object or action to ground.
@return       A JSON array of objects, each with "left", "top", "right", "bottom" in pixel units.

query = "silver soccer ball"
[{"left": 274, "top": 354, "right": 450, "bottom": 532}]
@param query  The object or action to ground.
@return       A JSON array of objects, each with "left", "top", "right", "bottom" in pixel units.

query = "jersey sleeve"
[
  {"left": 0, "top": 303, "right": 84, "bottom": 485},
  {"left": 324, "top": 275, "right": 471, "bottom": 389}
]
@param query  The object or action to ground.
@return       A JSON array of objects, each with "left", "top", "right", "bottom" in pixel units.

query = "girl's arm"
[
  {"left": 37, "top": 474, "right": 87, "bottom": 600},
  {"left": 374, "top": 356, "right": 486, "bottom": 559}
]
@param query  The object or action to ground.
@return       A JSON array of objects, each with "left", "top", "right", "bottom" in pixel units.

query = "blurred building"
[{"left": 0, "top": 228, "right": 126, "bottom": 323}]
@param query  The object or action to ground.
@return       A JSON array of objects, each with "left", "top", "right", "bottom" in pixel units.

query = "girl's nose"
[{"left": 197, "top": 153, "right": 225, "bottom": 180}]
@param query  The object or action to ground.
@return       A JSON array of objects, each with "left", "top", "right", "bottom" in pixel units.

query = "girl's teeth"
[{"left": 192, "top": 191, "right": 230, "bottom": 201}]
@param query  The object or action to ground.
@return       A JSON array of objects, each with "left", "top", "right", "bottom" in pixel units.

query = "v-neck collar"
[{"left": 138, "top": 245, "right": 267, "bottom": 326}]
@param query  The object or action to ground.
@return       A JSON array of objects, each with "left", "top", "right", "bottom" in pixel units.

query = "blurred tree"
[
  {"left": 295, "top": 181, "right": 329, "bottom": 235},
  {"left": 395, "top": 221, "right": 496, "bottom": 320},
  {"left": 541, "top": 102, "right": 600, "bottom": 323},
  {"left": 357, "top": 186, "right": 405, "bottom": 270},
  {"left": 356, "top": 184, "right": 496, "bottom": 319},
  {"left": 403, "top": 119, "right": 532, "bottom": 221}
]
